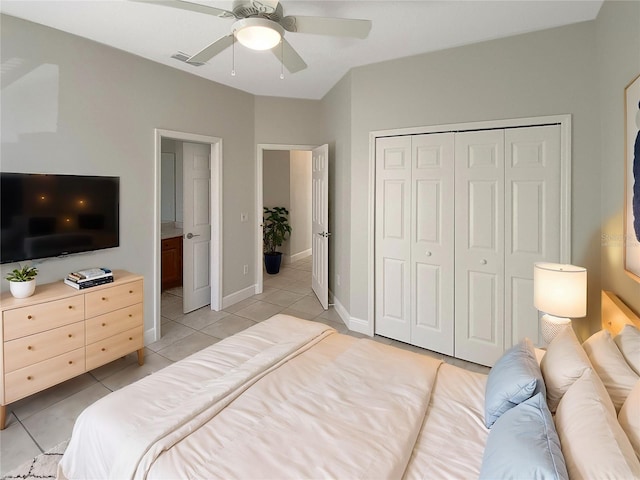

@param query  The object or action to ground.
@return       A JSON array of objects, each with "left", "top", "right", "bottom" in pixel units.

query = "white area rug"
[{"left": 2, "top": 440, "right": 68, "bottom": 480}]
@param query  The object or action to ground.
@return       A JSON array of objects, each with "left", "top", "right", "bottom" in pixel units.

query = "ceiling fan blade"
[
  {"left": 281, "top": 16, "right": 372, "bottom": 39},
  {"left": 188, "top": 34, "right": 234, "bottom": 64},
  {"left": 272, "top": 38, "right": 307, "bottom": 74},
  {"left": 130, "top": 0, "right": 236, "bottom": 18}
]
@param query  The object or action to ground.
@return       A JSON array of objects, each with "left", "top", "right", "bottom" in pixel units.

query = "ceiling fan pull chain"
[
  {"left": 280, "top": 39, "right": 284, "bottom": 80},
  {"left": 231, "top": 33, "right": 236, "bottom": 76}
]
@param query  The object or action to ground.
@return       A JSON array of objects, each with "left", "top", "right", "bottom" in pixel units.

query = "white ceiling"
[{"left": 1, "top": 0, "right": 603, "bottom": 100}]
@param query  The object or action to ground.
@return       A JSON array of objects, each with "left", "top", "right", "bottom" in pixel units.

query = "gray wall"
[
  {"left": 1, "top": 15, "right": 256, "bottom": 339},
  {"left": 254, "top": 96, "right": 324, "bottom": 145},
  {"left": 342, "top": 21, "right": 602, "bottom": 336},
  {"left": 263, "top": 150, "right": 291, "bottom": 212},
  {"left": 289, "top": 150, "right": 312, "bottom": 259},
  {"left": 263, "top": 150, "right": 291, "bottom": 255},
  {"left": 160, "top": 138, "right": 183, "bottom": 224},
  {"left": 321, "top": 73, "right": 353, "bottom": 312},
  {"left": 596, "top": 0, "right": 640, "bottom": 318}
]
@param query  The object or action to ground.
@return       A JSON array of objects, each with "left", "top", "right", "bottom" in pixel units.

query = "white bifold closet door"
[
  {"left": 375, "top": 133, "right": 455, "bottom": 355},
  {"left": 454, "top": 126, "right": 561, "bottom": 365},
  {"left": 375, "top": 124, "right": 562, "bottom": 366}
]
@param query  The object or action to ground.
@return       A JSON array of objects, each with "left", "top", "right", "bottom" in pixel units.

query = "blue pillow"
[
  {"left": 484, "top": 338, "right": 545, "bottom": 427},
  {"left": 480, "top": 392, "right": 568, "bottom": 480}
]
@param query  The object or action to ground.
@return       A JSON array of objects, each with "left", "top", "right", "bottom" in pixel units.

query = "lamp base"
[{"left": 541, "top": 314, "right": 572, "bottom": 345}]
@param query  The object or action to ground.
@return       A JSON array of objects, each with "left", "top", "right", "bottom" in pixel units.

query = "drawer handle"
[
  {"left": 129, "top": 314, "right": 133, "bottom": 318},
  {"left": 27, "top": 315, "right": 33, "bottom": 320},
  {"left": 68, "top": 305, "right": 73, "bottom": 310},
  {"left": 129, "top": 337, "right": 133, "bottom": 341},
  {"left": 68, "top": 334, "right": 73, "bottom": 338},
  {"left": 27, "top": 376, "right": 33, "bottom": 380},
  {"left": 129, "top": 290, "right": 133, "bottom": 294},
  {"left": 101, "top": 348, "right": 106, "bottom": 352},
  {"left": 27, "top": 345, "right": 33, "bottom": 350},
  {"left": 101, "top": 297, "right": 107, "bottom": 301},
  {"left": 102, "top": 323, "right": 106, "bottom": 327},
  {"left": 68, "top": 361, "right": 73, "bottom": 365}
]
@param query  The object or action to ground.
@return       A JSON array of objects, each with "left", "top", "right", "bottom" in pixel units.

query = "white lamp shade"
[
  {"left": 234, "top": 18, "right": 283, "bottom": 51},
  {"left": 534, "top": 262, "right": 587, "bottom": 318}
]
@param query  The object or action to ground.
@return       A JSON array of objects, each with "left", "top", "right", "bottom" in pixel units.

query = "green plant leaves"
[
  {"left": 263, "top": 206, "right": 292, "bottom": 254},
  {"left": 6, "top": 265, "right": 38, "bottom": 282}
]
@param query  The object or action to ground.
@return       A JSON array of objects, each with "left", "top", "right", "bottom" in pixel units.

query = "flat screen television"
[{"left": 1, "top": 173, "right": 120, "bottom": 264}]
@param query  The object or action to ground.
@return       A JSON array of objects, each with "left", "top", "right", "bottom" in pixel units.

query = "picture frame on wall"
[{"left": 625, "top": 73, "right": 640, "bottom": 281}]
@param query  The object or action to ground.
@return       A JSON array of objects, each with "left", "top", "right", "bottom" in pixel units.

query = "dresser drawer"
[
  {"left": 3, "top": 296, "right": 85, "bottom": 341},
  {"left": 86, "top": 326, "right": 143, "bottom": 371},
  {"left": 4, "top": 321, "right": 85, "bottom": 373},
  {"left": 85, "top": 280, "right": 143, "bottom": 318},
  {"left": 85, "top": 303, "right": 143, "bottom": 345},
  {"left": 4, "top": 348, "right": 85, "bottom": 404}
]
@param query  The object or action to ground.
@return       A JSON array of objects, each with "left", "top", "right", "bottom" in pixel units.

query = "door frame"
[
  {"left": 367, "top": 114, "right": 572, "bottom": 338},
  {"left": 255, "top": 143, "right": 317, "bottom": 295},
  {"left": 153, "top": 129, "right": 223, "bottom": 341}
]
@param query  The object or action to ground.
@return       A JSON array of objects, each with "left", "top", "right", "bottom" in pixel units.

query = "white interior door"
[
  {"left": 183, "top": 142, "right": 211, "bottom": 313},
  {"left": 374, "top": 136, "right": 412, "bottom": 342},
  {"left": 311, "top": 144, "right": 329, "bottom": 309},
  {"left": 455, "top": 130, "right": 505, "bottom": 366}
]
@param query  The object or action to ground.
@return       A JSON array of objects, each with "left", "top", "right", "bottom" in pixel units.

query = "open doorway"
[
  {"left": 152, "top": 129, "right": 222, "bottom": 343},
  {"left": 255, "top": 144, "right": 329, "bottom": 309},
  {"left": 263, "top": 149, "right": 313, "bottom": 266}
]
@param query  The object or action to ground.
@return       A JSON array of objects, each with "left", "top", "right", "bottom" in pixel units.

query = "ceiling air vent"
[{"left": 171, "top": 52, "right": 204, "bottom": 67}]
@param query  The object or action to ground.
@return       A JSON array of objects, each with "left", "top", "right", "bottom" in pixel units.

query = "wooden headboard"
[{"left": 602, "top": 290, "right": 640, "bottom": 335}]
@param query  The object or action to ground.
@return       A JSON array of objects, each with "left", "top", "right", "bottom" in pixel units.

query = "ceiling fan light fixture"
[{"left": 234, "top": 18, "right": 283, "bottom": 51}]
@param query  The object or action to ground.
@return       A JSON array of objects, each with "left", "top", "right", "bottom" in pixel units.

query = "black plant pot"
[{"left": 264, "top": 252, "right": 283, "bottom": 275}]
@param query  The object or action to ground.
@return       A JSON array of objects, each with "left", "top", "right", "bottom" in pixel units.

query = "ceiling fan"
[{"left": 133, "top": 0, "right": 372, "bottom": 73}]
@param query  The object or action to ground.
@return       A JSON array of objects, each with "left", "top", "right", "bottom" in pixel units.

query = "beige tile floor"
[{"left": 0, "top": 256, "right": 489, "bottom": 475}]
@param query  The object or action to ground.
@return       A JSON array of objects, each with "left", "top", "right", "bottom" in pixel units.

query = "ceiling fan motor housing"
[{"left": 232, "top": 1, "right": 283, "bottom": 21}]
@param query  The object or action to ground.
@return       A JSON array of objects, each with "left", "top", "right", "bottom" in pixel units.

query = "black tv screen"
[{"left": 1, "top": 173, "right": 119, "bottom": 264}]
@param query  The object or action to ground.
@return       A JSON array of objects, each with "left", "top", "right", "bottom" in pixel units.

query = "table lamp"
[{"left": 534, "top": 262, "right": 587, "bottom": 344}]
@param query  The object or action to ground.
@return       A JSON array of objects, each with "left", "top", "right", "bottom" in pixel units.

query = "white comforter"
[{"left": 58, "top": 314, "right": 487, "bottom": 479}]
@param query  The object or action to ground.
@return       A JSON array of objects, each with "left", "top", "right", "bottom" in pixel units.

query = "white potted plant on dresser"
[{"left": 5, "top": 265, "right": 38, "bottom": 298}]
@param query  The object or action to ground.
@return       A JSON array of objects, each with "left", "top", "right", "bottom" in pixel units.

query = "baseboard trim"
[
  {"left": 348, "top": 316, "right": 373, "bottom": 336},
  {"left": 328, "top": 291, "right": 372, "bottom": 337},
  {"left": 222, "top": 284, "right": 256, "bottom": 309},
  {"left": 144, "top": 327, "right": 158, "bottom": 344},
  {"left": 288, "top": 249, "right": 312, "bottom": 264},
  {"left": 329, "top": 292, "right": 348, "bottom": 327}
]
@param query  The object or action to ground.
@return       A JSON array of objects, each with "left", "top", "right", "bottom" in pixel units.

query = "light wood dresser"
[{"left": 0, "top": 270, "right": 144, "bottom": 429}]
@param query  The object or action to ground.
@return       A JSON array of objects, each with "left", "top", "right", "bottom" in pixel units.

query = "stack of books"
[{"left": 64, "top": 268, "right": 114, "bottom": 290}]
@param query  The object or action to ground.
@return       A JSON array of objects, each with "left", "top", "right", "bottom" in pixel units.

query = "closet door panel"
[
  {"left": 375, "top": 136, "right": 412, "bottom": 342},
  {"left": 505, "top": 125, "right": 561, "bottom": 346},
  {"left": 411, "top": 133, "right": 454, "bottom": 355},
  {"left": 455, "top": 130, "right": 505, "bottom": 366},
  {"left": 467, "top": 271, "right": 499, "bottom": 343},
  {"left": 468, "top": 181, "right": 499, "bottom": 249}
]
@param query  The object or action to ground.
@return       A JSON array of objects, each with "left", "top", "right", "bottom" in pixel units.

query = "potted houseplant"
[
  {"left": 6, "top": 265, "right": 38, "bottom": 298},
  {"left": 263, "top": 206, "right": 292, "bottom": 274}
]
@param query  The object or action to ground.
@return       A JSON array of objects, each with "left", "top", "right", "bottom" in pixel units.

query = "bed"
[{"left": 58, "top": 292, "right": 640, "bottom": 479}]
